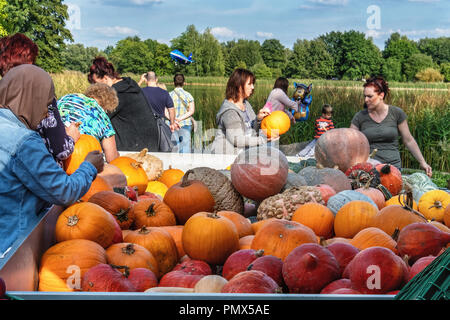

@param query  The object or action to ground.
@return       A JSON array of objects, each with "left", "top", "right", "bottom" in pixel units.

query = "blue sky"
[{"left": 64, "top": 0, "right": 450, "bottom": 51}]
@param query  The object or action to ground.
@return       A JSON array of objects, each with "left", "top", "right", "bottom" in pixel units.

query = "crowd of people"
[{"left": 0, "top": 33, "right": 433, "bottom": 255}]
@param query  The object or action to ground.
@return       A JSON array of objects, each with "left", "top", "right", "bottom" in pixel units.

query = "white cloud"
[
  {"left": 210, "top": 27, "right": 237, "bottom": 38},
  {"left": 256, "top": 31, "right": 274, "bottom": 38},
  {"left": 94, "top": 26, "right": 139, "bottom": 37}
]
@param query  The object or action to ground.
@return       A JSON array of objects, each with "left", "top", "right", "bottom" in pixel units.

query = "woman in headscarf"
[
  {"left": 0, "top": 64, "right": 104, "bottom": 257},
  {"left": 0, "top": 33, "right": 80, "bottom": 167}
]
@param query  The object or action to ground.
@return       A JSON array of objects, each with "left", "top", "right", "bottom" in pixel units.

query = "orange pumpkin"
[
  {"left": 350, "top": 227, "right": 398, "bottom": 254},
  {"left": 55, "top": 202, "right": 118, "bottom": 248},
  {"left": 355, "top": 186, "right": 386, "bottom": 210},
  {"left": 105, "top": 243, "right": 159, "bottom": 276},
  {"left": 80, "top": 176, "right": 113, "bottom": 202},
  {"left": 429, "top": 220, "right": 450, "bottom": 233},
  {"left": 291, "top": 203, "right": 335, "bottom": 238},
  {"left": 182, "top": 211, "right": 240, "bottom": 265},
  {"left": 251, "top": 218, "right": 277, "bottom": 235},
  {"left": 124, "top": 226, "right": 178, "bottom": 278},
  {"left": 386, "top": 194, "right": 419, "bottom": 211},
  {"left": 158, "top": 166, "right": 185, "bottom": 188},
  {"left": 133, "top": 198, "right": 176, "bottom": 228},
  {"left": 217, "top": 211, "right": 254, "bottom": 238},
  {"left": 418, "top": 190, "right": 450, "bottom": 222},
  {"left": 88, "top": 191, "right": 134, "bottom": 230},
  {"left": 98, "top": 163, "right": 128, "bottom": 188},
  {"left": 110, "top": 156, "right": 149, "bottom": 195},
  {"left": 334, "top": 200, "right": 379, "bottom": 238},
  {"left": 163, "top": 176, "right": 215, "bottom": 225},
  {"left": 375, "top": 164, "right": 403, "bottom": 196},
  {"left": 444, "top": 204, "right": 450, "bottom": 228},
  {"left": 160, "top": 225, "right": 185, "bottom": 259},
  {"left": 371, "top": 203, "right": 428, "bottom": 237},
  {"left": 260, "top": 110, "right": 291, "bottom": 138},
  {"left": 38, "top": 239, "right": 107, "bottom": 292},
  {"left": 239, "top": 235, "right": 255, "bottom": 250},
  {"left": 64, "top": 134, "right": 103, "bottom": 175},
  {"left": 251, "top": 219, "right": 317, "bottom": 261}
]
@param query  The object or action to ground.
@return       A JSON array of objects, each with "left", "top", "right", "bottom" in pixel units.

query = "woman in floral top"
[{"left": 57, "top": 83, "right": 121, "bottom": 163}]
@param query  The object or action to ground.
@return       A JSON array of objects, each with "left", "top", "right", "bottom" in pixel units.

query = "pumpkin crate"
[
  {"left": 0, "top": 152, "right": 401, "bottom": 300},
  {"left": 395, "top": 248, "right": 449, "bottom": 300}
]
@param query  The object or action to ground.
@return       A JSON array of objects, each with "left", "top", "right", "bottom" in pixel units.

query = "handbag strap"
[{"left": 141, "top": 90, "right": 170, "bottom": 121}]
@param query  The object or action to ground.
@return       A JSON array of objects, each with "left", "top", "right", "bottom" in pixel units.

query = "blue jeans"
[{"left": 172, "top": 125, "right": 192, "bottom": 153}]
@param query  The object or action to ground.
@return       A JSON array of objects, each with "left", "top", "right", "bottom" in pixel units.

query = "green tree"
[
  {"left": 3, "top": 0, "right": 73, "bottom": 72},
  {"left": 441, "top": 62, "right": 450, "bottom": 82},
  {"left": 382, "top": 57, "right": 402, "bottom": 82},
  {"left": 319, "top": 31, "right": 344, "bottom": 78},
  {"left": 250, "top": 63, "right": 272, "bottom": 79},
  {"left": 261, "top": 39, "right": 287, "bottom": 71},
  {"left": 403, "top": 53, "right": 436, "bottom": 81},
  {"left": 418, "top": 37, "right": 450, "bottom": 65},
  {"left": 224, "top": 39, "right": 263, "bottom": 76},
  {"left": 109, "top": 36, "right": 153, "bottom": 74},
  {"left": 143, "top": 39, "right": 174, "bottom": 76},
  {"left": 284, "top": 39, "right": 309, "bottom": 78},
  {"left": 198, "top": 28, "right": 225, "bottom": 76},
  {"left": 61, "top": 44, "right": 106, "bottom": 73},
  {"left": 0, "top": 0, "right": 7, "bottom": 36},
  {"left": 339, "top": 31, "right": 382, "bottom": 80}
]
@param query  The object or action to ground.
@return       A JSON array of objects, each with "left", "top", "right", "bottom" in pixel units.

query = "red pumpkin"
[
  {"left": 172, "top": 259, "right": 212, "bottom": 276},
  {"left": 320, "top": 278, "right": 352, "bottom": 294},
  {"left": 247, "top": 255, "right": 284, "bottom": 287},
  {"left": 158, "top": 259, "right": 212, "bottom": 288},
  {"left": 396, "top": 222, "right": 450, "bottom": 264},
  {"left": 375, "top": 164, "right": 403, "bottom": 196},
  {"left": 329, "top": 288, "right": 362, "bottom": 294},
  {"left": 326, "top": 242, "right": 360, "bottom": 277},
  {"left": 282, "top": 243, "right": 340, "bottom": 293},
  {"left": 230, "top": 146, "right": 289, "bottom": 202},
  {"left": 316, "top": 184, "right": 336, "bottom": 205},
  {"left": 81, "top": 264, "right": 136, "bottom": 292},
  {"left": 314, "top": 128, "right": 370, "bottom": 173},
  {"left": 221, "top": 270, "right": 281, "bottom": 294},
  {"left": 222, "top": 249, "right": 264, "bottom": 281},
  {"left": 408, "top": 255, "right": 436, "bottom": 281},
  {"left": 349, "top": 247, "right": 408, "bottom": 294},
  {"left": 127, "top": 268, "right": 158, "bottom": 292}
]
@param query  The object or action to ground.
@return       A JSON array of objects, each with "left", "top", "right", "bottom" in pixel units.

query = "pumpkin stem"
[
  {"left": 397, "top": 190, "right": 427, "bottom": 221},
  {"left": 255, "top": 249, "right": 265, "bottom": 257},
  {"left": 180, "top": 169, "right": 193, "bottom": 188},
  {"left": 145, "top": 202, "right": 156, "bottom": 217},
  {"left": 369, "top": 148, "right": 378, "bottom": 159},
  {"left": 110, "top": 264, "right": 130, "bottom": 278},
  {"left": 122, "top": 244, "right": 136, "bottom": 255},
  {"left": 138, "top": 226, "right": 151, "bottom": 234},
  {"left": 207, "top": 212, "right": 220, "bottom": 219},
  {"left": 67, "top": 215, "right": 79, "bottom": 226},
  {"left": 114, "top": 207, "right": 130, "bottom": 222},
  {"left": 138, "top": 148, "right": 148, "bottom": 158},
  {"left": 428, "top": 201, "right": 443, "bottom": 210},
  {"left": 380, "top": 164, "right": 391, "bottom": 175},
  {"left": 131, "top": 161, "right": 143, "bottom": 170},
  {"left": 391, "top": 228, "right": 400, "bottom": 242}
]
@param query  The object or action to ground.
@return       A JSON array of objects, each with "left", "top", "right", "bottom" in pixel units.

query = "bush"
[
  {"left": 441, "top": 63, "right": 450, "bottom": 82},
  {"left": 415, "top": 68, "right": 444, "bottom": 82}
]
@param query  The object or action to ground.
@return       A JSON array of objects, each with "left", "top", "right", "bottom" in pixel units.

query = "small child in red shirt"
[{"left": 297, "top": 104, "right": 335, "bottom": 159}]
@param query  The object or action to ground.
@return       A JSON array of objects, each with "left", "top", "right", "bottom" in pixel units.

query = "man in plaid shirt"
[{"left": 169, "top": 73, "right": 195, "bottom": 153}]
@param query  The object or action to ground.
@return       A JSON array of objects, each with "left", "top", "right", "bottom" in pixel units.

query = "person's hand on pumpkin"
[
  {"left": 65, "top": 122, "right": 81, "bottom": 143},
  {"left": 256, "top": 107, "right": 271, "bottom": 121},
  {"left": 84, "top": 150, "right": 105, "bottom": 174}
]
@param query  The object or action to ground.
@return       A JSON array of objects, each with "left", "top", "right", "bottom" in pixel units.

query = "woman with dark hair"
[
  {"left": 88, "top": 56, "right": 159, "bottom": 152},
  {"left": 209, "top": 68, "right": 272, "bottom": 154},
  {"left": 350, "top": 76, "right": 432, "bottom": 177},
  {"left": 264, "top": 76, "right": 300, "bottom": 124},
  {"left": 0, "top": 64, "right": 104, "bottom": 256},
  {"left": 0, "top": 33, "right": 79, "bottom": 168}
]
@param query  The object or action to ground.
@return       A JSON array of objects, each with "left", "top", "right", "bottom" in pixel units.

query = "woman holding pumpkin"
[
  {"left": 209, "top": 68, "right": 274, "bottom": 154},
  {"left": 57, "top": 83, "right": 121, "bottom": 163},
  {"left": 350, "top": 76, "right": 432, "bottom": 177},
  {"left": 0, "top": 64, "right": 104, "bottom": 257}
]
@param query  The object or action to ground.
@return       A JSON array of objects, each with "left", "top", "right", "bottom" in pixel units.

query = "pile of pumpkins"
[{"left": 37, "top": 130, "right": 450, "bottom": 294}]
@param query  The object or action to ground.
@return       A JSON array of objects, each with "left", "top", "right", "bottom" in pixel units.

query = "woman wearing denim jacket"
[{"left": 0, "top": 65, "right": 104, "bottom": 256}]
